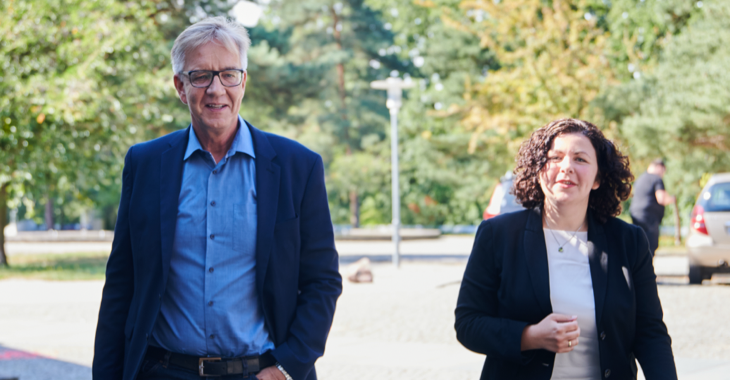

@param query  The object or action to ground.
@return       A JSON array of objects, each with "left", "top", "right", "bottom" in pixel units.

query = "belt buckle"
[{"left": 199, "top": 357, "right": 222, "bottom": 377}]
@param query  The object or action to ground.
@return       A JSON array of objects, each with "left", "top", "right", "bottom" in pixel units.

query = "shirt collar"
[{"left": 184, "top": 115, "right": 256, "bottom": 161}]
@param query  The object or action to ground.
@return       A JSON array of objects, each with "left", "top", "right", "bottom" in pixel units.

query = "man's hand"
[
  {"left": 520, "top": 313, "right": 580, "bottom": 353},
  {"left": 254, "top": 366, "right": 286, "bottom": 380},
  {"left": 655, "top": 189, "right": 676, "bottom": 206}
]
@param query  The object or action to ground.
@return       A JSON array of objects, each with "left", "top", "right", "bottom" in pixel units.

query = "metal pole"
[{"left": 389, "top": 107, "right": 401, "bottom": 268}]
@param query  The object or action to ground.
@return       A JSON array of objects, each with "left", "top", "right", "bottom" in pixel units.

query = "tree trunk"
[
  {"left": 349, "top": 190, "right": 360, "bottom": 228},
  {"left": 331, "top": 6, "right": 359, "bottom": 227},
  {"left": 0, "top": 184, "right": 9, "bottom": 267},
  {"left": 331, "top": 7, "right": 348, "bottom": 119},
  {"left": 45, "top": 195, "right": 54, "bottom": 230},
  {"left": 673, "top": 198, "right": 682, "bottom": 246}
]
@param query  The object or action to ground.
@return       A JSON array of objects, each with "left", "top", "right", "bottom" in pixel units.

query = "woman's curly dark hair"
[{"left": 512, "top": 118, "right": 633, "bottom": 223}]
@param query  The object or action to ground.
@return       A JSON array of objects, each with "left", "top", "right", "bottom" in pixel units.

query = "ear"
[
  {"left": 592, "top": 176, "right": 601, "bottom": 190},
  {"left": 174, "top": 74, "right": 188, "bottom": 105}
]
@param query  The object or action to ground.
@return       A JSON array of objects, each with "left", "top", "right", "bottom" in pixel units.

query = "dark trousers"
[
  {"left": 631, "top": 216, "right": 660, "bottom": 257},
  {"left": 136, "top": 357, "right": 259, "bottom": 380}
]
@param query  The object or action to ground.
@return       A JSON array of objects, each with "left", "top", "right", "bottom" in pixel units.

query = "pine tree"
[
  {"left": 598, "top": 0, "right": 730, "bottom": 215},
  {"left": 244, "top": 0, "right": 409, "bottom": 226}
]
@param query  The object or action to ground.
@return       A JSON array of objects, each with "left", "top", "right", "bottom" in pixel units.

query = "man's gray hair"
[{"left": 171, "top": 16, "right": 251, "bottom": 75}]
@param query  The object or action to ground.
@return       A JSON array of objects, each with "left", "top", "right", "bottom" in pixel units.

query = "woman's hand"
[{"left": 521, "top": 313, "right": 580, "bottom": 353}]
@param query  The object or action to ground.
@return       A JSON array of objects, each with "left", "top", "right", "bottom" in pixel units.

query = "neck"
[
  {"left": 542, "top": 200, "right": 589, "bottom": 231},
  {"left": 192, "top": 123, "right": 238, "bottom": 164}
]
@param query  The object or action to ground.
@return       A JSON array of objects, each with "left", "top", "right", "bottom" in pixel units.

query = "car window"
[{"left": 701, "top": 182, "right": 730, "bottom": 212}]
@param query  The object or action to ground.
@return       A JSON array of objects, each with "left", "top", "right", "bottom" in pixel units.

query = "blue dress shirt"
[{"left": 151, "top": 116, "right": 275, "bottom": 357}]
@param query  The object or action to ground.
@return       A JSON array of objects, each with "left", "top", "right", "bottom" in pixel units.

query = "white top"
[{"left": 543, "top": 229, "right": 601, "bottom": 380}]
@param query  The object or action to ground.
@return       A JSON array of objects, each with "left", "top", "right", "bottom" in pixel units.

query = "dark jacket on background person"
[
  {"left": 455, "top": 208, "right": 677, "bottom": 380},
  {"left": 93, "top": 121, "right": 342, "bottom": 380}
]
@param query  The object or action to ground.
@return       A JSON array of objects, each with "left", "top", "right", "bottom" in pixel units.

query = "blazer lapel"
[
  {"left": 247, "top": 121, "right": 280, "bottom": 304},
  {"left": 159, "top": 128, "right": 189, "bottom": 288},
  {"left": 523, "top": 207, "right": 553, "bottom": 316},
  {"left": 586, "top": 212, "right": 609, "bottom": 328}
]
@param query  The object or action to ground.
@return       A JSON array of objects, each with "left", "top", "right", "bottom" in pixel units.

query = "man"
[
  {"left": 93, "top": 17, "right": 342, "bottom": 380},
  {"left": 630, "top": 159, "right": 676, "bottom": 257}
]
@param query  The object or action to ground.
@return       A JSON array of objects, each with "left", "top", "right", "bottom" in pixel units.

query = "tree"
[
  {"left": 244, "top": 0, "right": 408, "bottom": 226},
  {"left": 438, "top": 0, "right": 614, "bottom": 155},
  {"left": 596, "top": 0, "right": 730, "bottom": 217},
  {"left": 0, "top": 0, "right": 175, "bottom": 265},
  {"left": 604, "top": 0, "right": 698, "bottom": 81},
  {"left": 362, "top": 0, "right": 505, "bottom": 225}
]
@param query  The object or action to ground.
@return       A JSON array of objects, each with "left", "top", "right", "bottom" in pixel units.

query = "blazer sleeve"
[
  {"left": 455, "top": 221, "right": 535, "bottom": 365},
  {"left": 270, "top": 155, "right": 343, "bottom": 380},
  {"left": 92, "top": 147, "right": 136, "bottom": 380},
  {"left": 630, "top": 226, "right": 678, "bottom": 379}
]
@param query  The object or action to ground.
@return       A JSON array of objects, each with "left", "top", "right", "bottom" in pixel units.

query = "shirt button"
[
  {"left": 604, "top": 369, "right": 611, "bottom": 378},
  {"left": 209, "top": 267, "right": 214, "bottom": 273},
  {"left": 600, "top": 331, "right": 606, "bottom": 340},
  {"left": 209, "top": 334, "right": 215, "bottom": 339},
  {"left": 210, "top": 201, "right": 216, "bottom": 206},
  {"left": 210, "top": 234, "right": 215, "bottom": 240},
  {"left": 208, "top": 301, "right": 214, "bottom": 306},
  {"left": 212, "top": 170, "right": 218, "bottom": 174}
]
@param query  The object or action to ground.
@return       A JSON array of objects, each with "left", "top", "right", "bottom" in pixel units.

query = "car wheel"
[{"left": 689, "top": 265, "right": 704, "bottom": 285}]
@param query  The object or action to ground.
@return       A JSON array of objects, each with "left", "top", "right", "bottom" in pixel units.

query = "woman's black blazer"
[{"left": 455, "top": 208, "right": 677, "bottom": 380}]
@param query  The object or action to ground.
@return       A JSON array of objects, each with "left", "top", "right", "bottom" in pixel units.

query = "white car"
[{"left": 686, "top": 173, "right": 730, "bottom": 284}]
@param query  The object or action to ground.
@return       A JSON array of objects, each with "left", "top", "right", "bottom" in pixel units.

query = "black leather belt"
[{"left": 145, "top": 346, "right": 276, "bottom": 377}]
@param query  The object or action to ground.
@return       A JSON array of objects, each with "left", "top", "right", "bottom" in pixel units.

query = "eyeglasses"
[{"left": 184, "top": 69, "right": 245, "bottom": 88}]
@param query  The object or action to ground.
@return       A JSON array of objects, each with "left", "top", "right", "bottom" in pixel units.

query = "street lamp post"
[{"left": 370, "top": 77, "right": 414, "bottom": 268}]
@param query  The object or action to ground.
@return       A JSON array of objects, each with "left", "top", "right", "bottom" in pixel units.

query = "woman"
[{"left": 455, "top": 119, "right": 677, "bottom": 379}]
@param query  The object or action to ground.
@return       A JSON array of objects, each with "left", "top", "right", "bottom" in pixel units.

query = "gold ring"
[{"left": 568, "top": 340, "right": 572, "bottom": 347}]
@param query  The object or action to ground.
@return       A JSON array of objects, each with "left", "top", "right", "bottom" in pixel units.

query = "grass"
[{"left": 0, "top": 252, "right": 109, "bottom": 281}]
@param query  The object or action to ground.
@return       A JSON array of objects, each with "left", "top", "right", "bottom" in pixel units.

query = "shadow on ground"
[{"left": 0, "top": 345, "right": 91, "bottom": 380}]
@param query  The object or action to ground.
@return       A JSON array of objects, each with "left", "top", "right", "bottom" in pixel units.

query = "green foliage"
[
  {"left": 244, "top": 0, "right": 412, "bottom": 225},
  {"left": 605, "top": 0, "right": 699, "bottom": 80},
  {"left": 0, "top": 0, "right": 181, "bottom": 229},
  {"left": 596, "top": 0, "right": 730, "bottom": 219},
  {"left": 1, "top": 0, "right": 724, "bottom": 233}
]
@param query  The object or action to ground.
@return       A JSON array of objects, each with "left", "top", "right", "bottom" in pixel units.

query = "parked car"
[
  {"left": 483, "top": 172, "right": 525, "bottom": 220},
  {"left": 686, "top": 173, "right": 730, "bottom": 284}
]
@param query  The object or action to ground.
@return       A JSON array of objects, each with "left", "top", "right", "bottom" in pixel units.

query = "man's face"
[{"left": 174, "top": 40, "right": 246, "bottom": 134}]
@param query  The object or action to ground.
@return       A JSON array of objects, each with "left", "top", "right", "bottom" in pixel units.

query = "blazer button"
[
  {"left": 604, "top": 369, "right": 611, "bottom": 378},
  {"left": 600, "top": 331, "right": 606, "bottom": 340}
]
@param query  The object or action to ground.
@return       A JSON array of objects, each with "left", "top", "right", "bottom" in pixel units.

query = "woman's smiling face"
[{"left": 539, "top": 132, "right": 600, "bottom": 209}]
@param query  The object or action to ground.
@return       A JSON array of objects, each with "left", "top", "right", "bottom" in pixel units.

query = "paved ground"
[{"left": 2, "top": 237, "right": 729, "bottom": 379}]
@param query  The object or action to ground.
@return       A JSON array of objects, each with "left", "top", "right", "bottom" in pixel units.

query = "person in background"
[
  {"left": 455, "top": 119, "right": 677, "bottom": 379},
  {"left": 93, "top": 17, "right": 342, "bottom": 380},
  {"left": 629, "top": 159, "right": 676, "bottom": 257}
]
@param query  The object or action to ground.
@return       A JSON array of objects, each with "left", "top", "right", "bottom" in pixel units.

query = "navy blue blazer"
[
  {"left": 93, "top": 121, "right": 343, "bottom": 380},
  {"left": 455, "top": 208, "right": 677, "bottom": 380}
]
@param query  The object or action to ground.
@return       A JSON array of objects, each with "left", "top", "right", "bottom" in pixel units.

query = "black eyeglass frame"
[{"left": 183, "top": 69, "right": 246, "bottom": 88}]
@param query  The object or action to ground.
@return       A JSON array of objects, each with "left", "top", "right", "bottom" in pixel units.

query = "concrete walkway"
[{"left": 2, "top": 237, "right": 728, "bottom": 379}]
